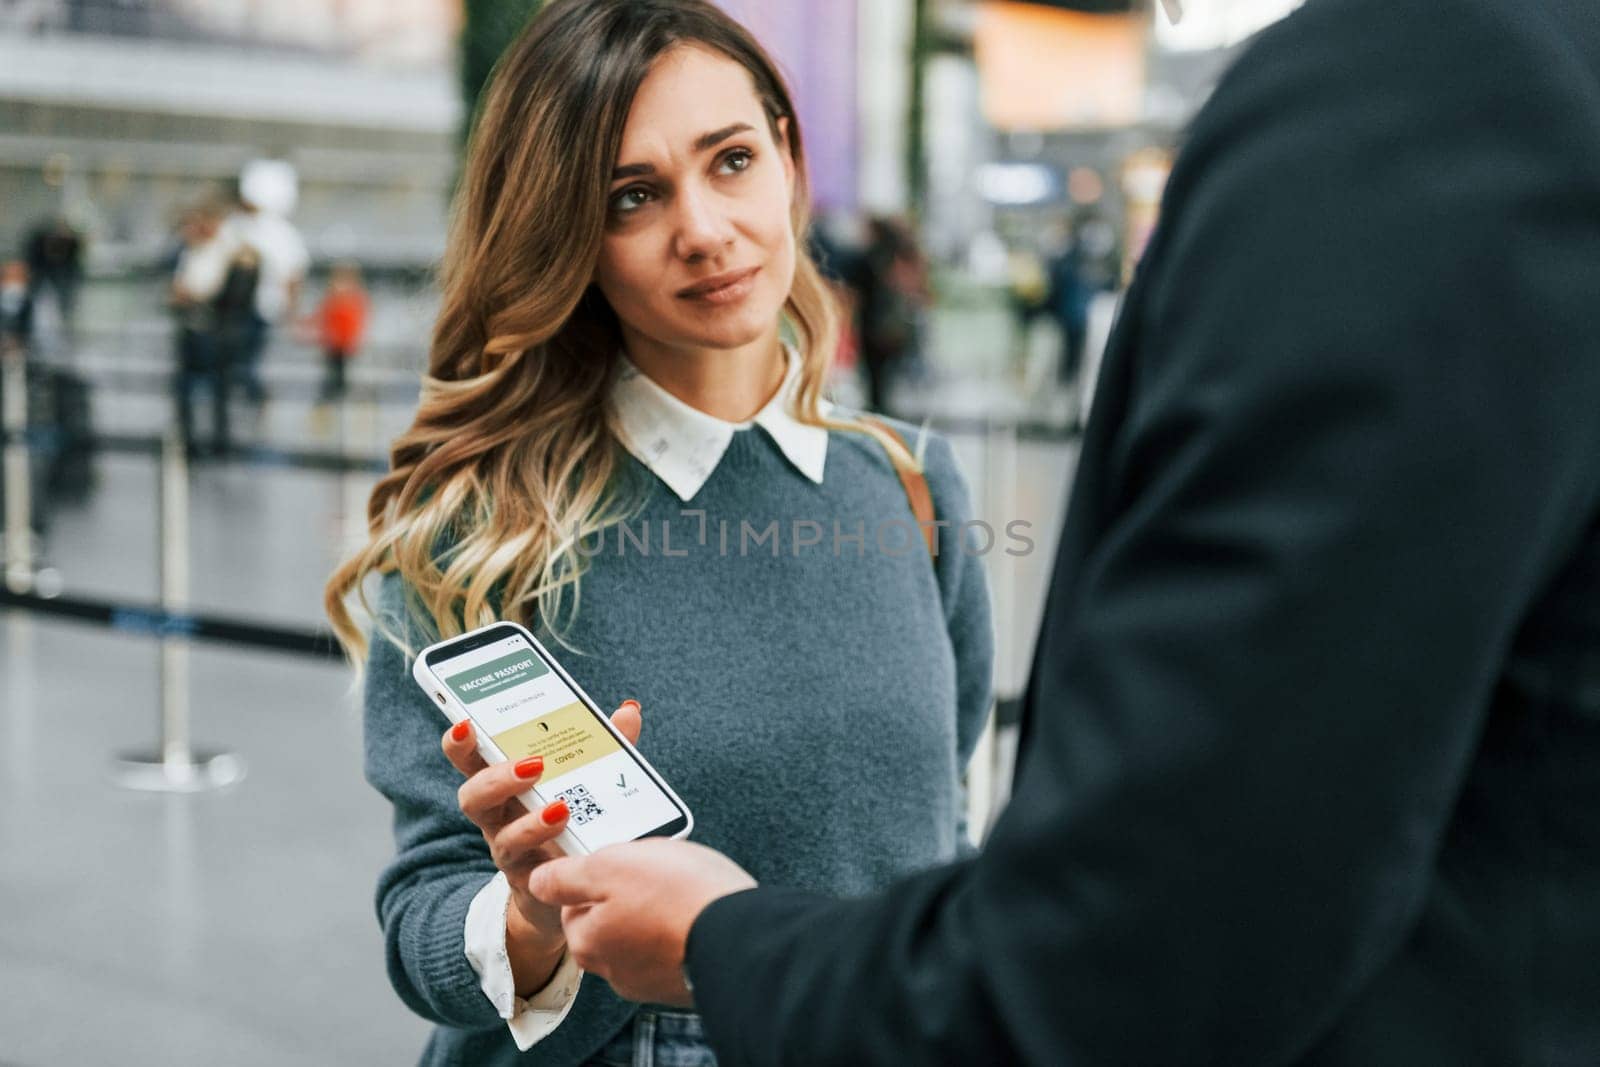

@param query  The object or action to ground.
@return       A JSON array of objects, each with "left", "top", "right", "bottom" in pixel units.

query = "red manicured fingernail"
[
  {"left": 620, "top": 699, "right": 640, "bottom": 712},
  {"left": 515, "top": 756, "right": 544, "bottom": 779},
  {"left": 450, "top": 721, "right": 471, "bottom": 742},
  {"left": 541, "top": 799, "right": 568, "bottom": 825}
]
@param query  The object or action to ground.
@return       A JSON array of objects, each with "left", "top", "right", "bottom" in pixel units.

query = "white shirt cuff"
[{"left": 464, "top": 871, "right": 585, "bottom": 1051}]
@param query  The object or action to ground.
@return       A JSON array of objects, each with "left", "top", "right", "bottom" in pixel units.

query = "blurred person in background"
[
  {"left": 1045, "top": 214, "right": 1092, "bottom": 392},
  {"left": 1047, "top": 209, "right": 1121, "bottom": 398},
  {"left": 852, "top": 215, "right": 930, "bottom": 414},
  {"left": 0, "top": 259, "right": 34, "bottom": 353},
  {"left": 1005, "top": 240, "right": 1050, "bottom": 372},
  {"left": 220, "top": 160, "right": 309, "bottom": 407},
  {"left": 1, "top": 257, "right": 91, "bottom": 523},
  {"left": 804, "top": 212, "right": 866, "bottom": 391},
  {"left": 1073, "top": 207, "right": 1121, "bottom": 294},
  {"left": 24, "top": 214, "right": 83, "bottom": 348},
  {"left": 169, "top": 202, "right": 233, "bottom": 456},
  {"left": 522, "top": 0, "right": 1600, "bottom": 1064},
  {"left": 804, "top": 210, "right": 860, "bottom": 286},
  {"left": 323, "top": 3, "right": 993, "bottom": 1066},
  {"left": 0, "top": 259, "right": 36, "bottom": 534},
  {"left": 207, "top": 241, "right": 265, "bottom": 457},
  {"left": 307, "top": 260, "right": 369, "bottom": 406}
]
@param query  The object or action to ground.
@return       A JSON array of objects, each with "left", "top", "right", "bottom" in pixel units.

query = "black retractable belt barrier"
[
  {"left": 76, "top": 364, "right": 421, "bottom": 406},
  {"left": 0, "top": 587, "right": 340, "bottom": 660},
  {"left": 83, "top": 432, "right": 389, "bottom": 474}
]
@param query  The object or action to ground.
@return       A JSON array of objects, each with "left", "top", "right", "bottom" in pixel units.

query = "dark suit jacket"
[{"left": 684, "top": 0, "right": 1600, "bottom": 1063}]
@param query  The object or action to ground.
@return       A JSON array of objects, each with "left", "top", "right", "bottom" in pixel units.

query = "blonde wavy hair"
[{"left": 325, "top": 0, "right": 921, "bottom": 664}]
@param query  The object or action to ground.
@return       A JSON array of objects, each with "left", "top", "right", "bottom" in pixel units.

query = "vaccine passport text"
[{"left": 440, "top": 636, "right": 680, "bottom": 849}]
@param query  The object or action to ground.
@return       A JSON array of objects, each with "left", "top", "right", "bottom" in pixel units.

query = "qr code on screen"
[{"left": 553, "top": 784, "right": 605, "bottom": 826}]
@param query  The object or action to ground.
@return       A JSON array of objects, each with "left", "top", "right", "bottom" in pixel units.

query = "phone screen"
[{"left": 427, "top": 628, "right": 688, "bottom": 850}]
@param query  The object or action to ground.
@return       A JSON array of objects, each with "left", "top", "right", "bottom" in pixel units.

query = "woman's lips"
[{"left": 678, "top": 266, "right": 760, "bottom": 306}]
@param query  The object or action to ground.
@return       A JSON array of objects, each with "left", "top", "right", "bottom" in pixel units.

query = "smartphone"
[{"left": 413, "top": 621, "right": 693, "bottom": 855}]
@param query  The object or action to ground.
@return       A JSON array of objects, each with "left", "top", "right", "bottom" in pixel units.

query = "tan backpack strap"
[{"left": 860, "top": 415, "right": 937, "bottom": 559}]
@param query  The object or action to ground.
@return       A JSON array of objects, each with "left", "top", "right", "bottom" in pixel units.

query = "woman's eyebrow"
[{"left": 611, "top": 122, "right": 756, "bottom": 180}]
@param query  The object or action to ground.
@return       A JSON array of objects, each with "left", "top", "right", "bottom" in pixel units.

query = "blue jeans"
[{"left": 586, "top": 1009, "right": 718, "bottom": 1067}]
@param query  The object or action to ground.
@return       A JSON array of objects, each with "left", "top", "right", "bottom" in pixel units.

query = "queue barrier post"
[
  {"left": 2, "top": 344, "right": 34, "bottom": 594},
  {"left": 110, "top": 428, "right": 245, "bottom": 792}
]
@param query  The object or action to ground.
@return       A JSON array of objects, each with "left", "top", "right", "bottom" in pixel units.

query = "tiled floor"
[{"left": 0, "top": 614, "right": 431, "bottom": 1066}]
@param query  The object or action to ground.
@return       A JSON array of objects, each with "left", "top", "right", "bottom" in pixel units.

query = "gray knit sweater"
[{"left": 362, "top": 415, "right": 995, "bottom": 1066}]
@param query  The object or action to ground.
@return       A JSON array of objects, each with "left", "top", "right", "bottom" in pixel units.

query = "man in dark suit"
[{"left": 530, "top": 0, "right": 1600, "bottom": 1061}]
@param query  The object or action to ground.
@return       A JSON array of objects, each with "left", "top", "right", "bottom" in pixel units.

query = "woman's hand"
[{"left": 442, "top": 699, "right": 644, "bottom": 994}]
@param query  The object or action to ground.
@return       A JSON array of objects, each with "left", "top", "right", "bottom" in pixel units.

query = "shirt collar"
[{"left": 612, "top": 342, "right": 832, "bottom": 502}]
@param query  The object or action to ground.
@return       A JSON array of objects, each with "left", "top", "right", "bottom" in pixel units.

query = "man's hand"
[{"left": 528, "top": 839, "right": 757, "bottom": 1006}]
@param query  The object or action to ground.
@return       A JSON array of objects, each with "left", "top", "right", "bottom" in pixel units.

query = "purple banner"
[{"left": 714, "top": 0, "right": 858, "bottom": 212}]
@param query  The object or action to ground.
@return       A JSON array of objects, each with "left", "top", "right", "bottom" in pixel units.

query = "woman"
[{"left": 325, "top": 2, "right": 994, "bottom": 1064}]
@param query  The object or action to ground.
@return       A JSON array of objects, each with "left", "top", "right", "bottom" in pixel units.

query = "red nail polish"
[
  {"left": 541, "top": 799, "right": 568, "bottom": 825},
  {"left": 515, "top": 756, "right": 544, "bottom": 779},
  {"left": 450, "top": 721, "right": 471, "bottom": 742},
  {"left": 620, "top": 699, "right": 640, "bottom": 712}
]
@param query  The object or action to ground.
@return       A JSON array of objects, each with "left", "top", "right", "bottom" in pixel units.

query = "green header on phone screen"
[{"left": 447, "top": 649, "right": 550, "bottom": 704}]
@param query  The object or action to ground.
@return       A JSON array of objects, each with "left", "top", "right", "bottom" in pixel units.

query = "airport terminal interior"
[{"left": 1, "top": 1, "right": 1304, "bottom": 1063}]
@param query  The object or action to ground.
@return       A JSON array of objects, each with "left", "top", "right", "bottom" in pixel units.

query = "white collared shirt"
[
  {"left": 462, "top": 341, "right": 831, "bottom": 1050},
  {"left": 610, "top": 340, "right": 832, "bottom": 501}
]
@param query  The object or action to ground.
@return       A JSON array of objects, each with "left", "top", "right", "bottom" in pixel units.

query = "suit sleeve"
[{"left": 685, "top": 2, "right": 1600, "bottom": 1064}]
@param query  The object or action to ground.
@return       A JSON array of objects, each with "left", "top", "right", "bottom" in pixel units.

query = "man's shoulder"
[
  {"left": 1173, "top": 0, "right": 1600, "bottom": 223},
  {"left": 1237, "top": 0, "right": 1598, "bottom": 95}
]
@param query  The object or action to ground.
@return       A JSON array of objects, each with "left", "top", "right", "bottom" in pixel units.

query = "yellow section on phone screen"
[{"left": 492, "top": 700, "right": 620, "bottom": 777}]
